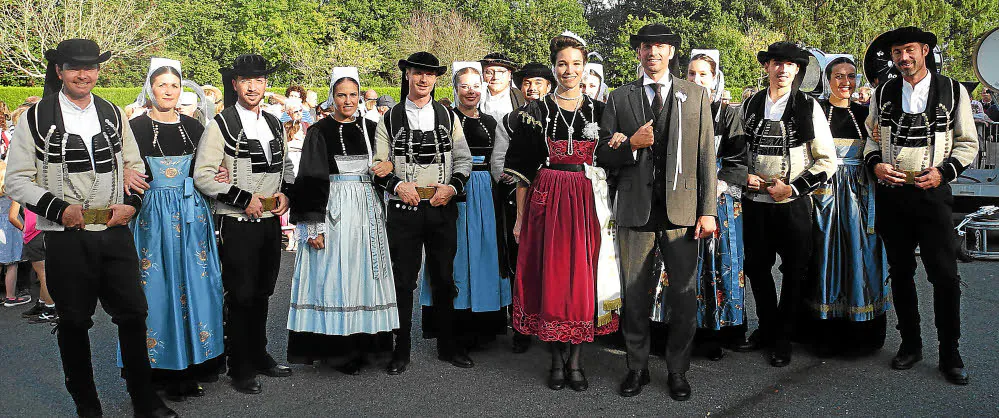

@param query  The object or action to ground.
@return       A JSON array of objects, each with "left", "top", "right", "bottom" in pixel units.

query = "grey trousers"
[{"left": 618, "top": 225, "right": 699, "bottom": 373}]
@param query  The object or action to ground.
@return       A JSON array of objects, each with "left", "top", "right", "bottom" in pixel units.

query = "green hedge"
[{"left": 0, "top": 86, "right": 453, "bottom": 109}]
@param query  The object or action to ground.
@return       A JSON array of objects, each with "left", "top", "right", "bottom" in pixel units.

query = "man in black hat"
[
  {"left": 479, "top": 52, "right": 526, "bottom": 122},
  {"left": 193, "top": 54, "right": 295, "bottom": 394},
  {"left": 372, "top": 51, "right": 473, "bottom": 374},
  {"left": 595, "top": 23, "right": 717, "bottom": 401},
  {"left": 863, "top": 27, "right": 978, "bottom": 385},
  {"left": 740, "top": 41, "right": 836, "bottom": 367},
  {"left": 5, "top": 38, "right": 176, "bottom": 418},
  {"left": 513, "top": 62, "right": 555, "bottom": 104}
]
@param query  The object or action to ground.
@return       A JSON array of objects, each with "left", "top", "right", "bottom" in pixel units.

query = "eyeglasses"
[
  {"left": 832, "top": 74, "right": 857, "bottom": 81},
  {"left": 483, "top": 69, "right": 509, "bottom": 76}
]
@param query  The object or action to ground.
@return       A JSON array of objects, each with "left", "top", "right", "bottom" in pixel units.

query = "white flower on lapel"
[
  {"left": 582, "top": 122, "right": 600, "bottom": 140},
  {"left": 675, "top": 91, "right": 687, "bottom": 103}
]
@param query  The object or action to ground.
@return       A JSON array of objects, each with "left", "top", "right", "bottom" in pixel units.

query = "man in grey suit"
[{"left": 596, "top": 23, "right": 717, "bottom": 401}]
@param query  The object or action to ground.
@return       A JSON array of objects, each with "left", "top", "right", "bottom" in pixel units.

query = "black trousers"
[
  {"left": 386, "top": 201, "right": 459, "bottom": 357},
  {"left": 874, "top": 184, "right": 961, "bottom": 359},
  {"left": 617, "top": 224, "right": 699, "bottom": 373},
  {"left": 219, "top": 216, "right": 282, "bottom": 380},
  {"left": 45, "top": 227, "right": 162, "bottom": 415},
  {"left": 742, "top": 198, "right": 814, "bottom": 344}
]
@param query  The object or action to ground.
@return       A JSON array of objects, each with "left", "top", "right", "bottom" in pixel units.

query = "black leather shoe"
[
  {"left": 667, "top": 373, "right": 691, "bottom": 401},
  {"left": 136, "top": 405, "right": 179, "bottom": 418},
  {"left": 76, "top": 405, "right": 103, "bottom": 418},
  {"left": 135, "top": 405, "right": 179, "bottom": 418},
  {"left": 704, "top": 343, "right": 725, "bottom": 361},
  {"left": 184, "top": 384, "right": 205, "bottom": 398},
  {"left": 567, "top": 368, "right": 588, "bottom": 392},
  {"left": 337, "top": 357, "right": 365, "bottom": 375},
  {"left": 512, "top": 334, "right": 532, "bottom": 354},
  {"left": 727, "top": 335, "right": 757, "bottom": 353},
  {"left": 891, "top": 350, "right": 923, "bottom": 370},
  {"left": 257, "top": 364, "right": 292, "bottom": 377},
  {"left": 770, "top": 341, "right": 792, "bottom": 368},
  {"left": 440, "top": 352, "right": 475, "bottom": 368},
  {"left": 548, "top": 367, "right": 565, "bottom": 391},
  {"left": 618, "top": 369, "right": 650, "bottom": 397},
  {"left": 939, "top": 365, "right": 969, "bottom": 385},
  {"left": 386, "top": 358, "right": 409, "bottom": 375},
  {"left": 231, "top": 378, "right": 262, "bottom": 395}
]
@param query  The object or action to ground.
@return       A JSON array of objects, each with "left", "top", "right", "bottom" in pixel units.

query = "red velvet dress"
[{"left": 503, "top": 96, "right": 618, "bottom": 344}]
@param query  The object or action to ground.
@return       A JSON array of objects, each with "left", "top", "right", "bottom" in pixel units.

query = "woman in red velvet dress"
[{"left": 504, "top": 32, "right": 616, "bottom": 392}]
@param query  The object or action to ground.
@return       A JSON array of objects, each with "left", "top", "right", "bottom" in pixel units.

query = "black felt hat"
[
  {"left": 757, "top": 42, "right": 810, "bottom": 68},
  {"left": 629, "top": 24, "right": 681, "bottom": 49},
  {"left": 44, "top": 39, "right": 112, "bottom": 66},
  {"left": 864, "top": 27, "right": 939, "bottom": 85},
  {"left": 398, "top": 52, "right": 447, "bottom": 76},
  {"left": 513, "top": 62, "right": 556, "bottom": 87},
  {"left": 480, "top": 52, "right": 519, "bottom": 71},
  {"left": 219, "top": 54, "right": 279, "bottom": 78},
  {"left": 42, "top": 39, "right": 111, "bottom": 97}
]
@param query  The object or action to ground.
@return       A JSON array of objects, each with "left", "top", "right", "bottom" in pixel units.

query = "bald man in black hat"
[
  {"left": 596, "top": 23, "right": 717, "bottom": 400},
  {"left": 5, "top": 38, "right": 176, "bottom": 418},
  {"left": 193, "top": 54, "right": 296, "bottom": 394},
  {"left": 372, "top": 52, "right": 473, "bottom": 374},
  {"left": 863, "top": 27, "right": 978, "bottom": 385},
  {"left": 740, "top": 41, "right": 836, "bottom": 367}
]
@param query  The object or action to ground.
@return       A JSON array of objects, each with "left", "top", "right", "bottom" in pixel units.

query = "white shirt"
[
  {"left": 404, "top": 97, "right": 437, "bottom": 131},
  {"left": 643, "top": 74, "right": 673, "bottom": 107},
  {"left": 902, "top": 74, "right": 931, "bottom": 113},
  {"left": 763, "top": 89, "right": 792, "bottom": 120},
  {"left": 235, "top": 102, "right": 275, "bottom": 164},
  {"left": 480, "top": 88, "right": 513, "bottom": 121},
  {"left": 58, "top": 91, "right": 100, "bottom": 159}
]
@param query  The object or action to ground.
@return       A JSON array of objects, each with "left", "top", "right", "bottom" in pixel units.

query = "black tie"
[{"left": 651, "top": 84, "right": 663, "bottom": 117}]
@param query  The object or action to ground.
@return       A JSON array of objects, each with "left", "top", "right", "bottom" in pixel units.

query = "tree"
[
  {"left": 391, "top": 11, "right": 495, "bottom": 88},
  {"left": 0, "top": 0, "right": 169, "bottom": 84}
]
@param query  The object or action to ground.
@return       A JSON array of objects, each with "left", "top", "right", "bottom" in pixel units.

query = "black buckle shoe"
[
  {"left": 386, "top": 356, "right": 410, "bottom": 375},
  {"left": 618, "top": 369, "right": 650, "bottom": 397},
  {"left": 231, "top": 378, "right": 262, "bottom": 395},
  {"left": 769, "top": 340, "right": 792, "bottom": 368},
  {"left": 667, "top": 373, "right": 692, "bottom": 401},
  {"left": 257, "top": 364, "right": 292, "bottom": 377},
  {"left": 891, "top": 349, "right": 923, "bottom": 370}
]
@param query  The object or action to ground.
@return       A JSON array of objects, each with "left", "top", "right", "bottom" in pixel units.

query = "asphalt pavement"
[{"left": 1, "top": 252, "right": 997, "bottom": 417}]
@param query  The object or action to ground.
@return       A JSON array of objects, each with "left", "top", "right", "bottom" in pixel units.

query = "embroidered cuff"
[
  {"left": 27, "top": 193, "right": 70, "bottom": 224},
  {"left": 217, "top": 186, "right": 253, "bottom": 209},
  {"left": 938, "top": 157, "right": 965, "bottom": 183},
  {"left": 123, "top": 193, "right": 143, "bottom": 212},
  {"left": 865, "top": 152, "right": 883, "bottom": 176},
  {"left": 502, "top": 168, "right": 531, "bottom": 186},
  {"left": 449, "top": 173, "right": 468, "bottom": 195},
  {"left": 790, "top": 171, "right": 827, "bottom": 196},
  {"left": 304, "top": 222, "right": 326, "bottom": 240},
  {"left": 376, "top": 174, "right": 402, "bottom": 194}
]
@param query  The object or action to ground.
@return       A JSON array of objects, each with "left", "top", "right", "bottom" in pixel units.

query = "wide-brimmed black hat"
[
  {"left": 757, "top": 42, "right": 810, "bottom": 67},
  {"left": 398, "top": 52, "right": 447, "bottom": 76},
  {"left": 480, "top": 52, "right": 519, "bottom": 71},
  {"left": 44, "top": 39, "right": 111, "bottom": 66},
  {"left": 864, "top": 27, "right": 939, "bottom": 85},
  {"left": 513, "top": 62, "right": 556, "bottom": 87},
  {"left": 629, "top": 24, "right": 681, "bottom": 49},
  {"left": 219, "top": 54, "right": 279, "bottom": 78}
]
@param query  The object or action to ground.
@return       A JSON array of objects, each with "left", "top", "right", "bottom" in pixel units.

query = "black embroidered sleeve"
[
  {"left": 790, "top": 171, "right": 828, "bottom": 197},
  {"left": 938, "top": 156, "right": 966, "bottom": 183},
  {"left": 217, "top": 185, "right": 254, "bottom": 209},
  {"left": 124, "top": 193, "right": 143, "bottom": 212},
  {"left": 374, "top": 173, "right": 403, "bottom": 195},
  {"left": 449, "top": 172, "right": 468, "bottom": 195},
  {"left": 27, "top": 192, "right": 71, "bottom": 224},
  {"left": 865, "top": 151, "right": 883, "bottom": 176}
]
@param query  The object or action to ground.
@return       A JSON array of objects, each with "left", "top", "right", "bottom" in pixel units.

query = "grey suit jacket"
[{"left": 596, "top": 76, "right": 716, "bottom": 227}]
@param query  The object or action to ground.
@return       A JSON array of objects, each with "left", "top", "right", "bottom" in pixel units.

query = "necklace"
[
  {"left": 150, "top": 114, "right": 195, "bottom": 157},
  {"left": 337, "top": 117, "right": 362, "bottom": 156},
  {"left": 554, "top": 89, "right": 583, "bottom": 101},
  {"left": 548, "top": 96, "right": 583, "bottom": 155}
]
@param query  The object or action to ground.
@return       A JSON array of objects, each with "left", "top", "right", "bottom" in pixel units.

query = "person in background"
[
  {"left": 9, "top": 202, "right": 55, "bottom": 323},
  {"left": 479, "top": 52, "right": 524, "bottom": 121},
  {"left": 280, "top": 85, "right": 314, "bottom": 124},
  {"left": 0, "top": 160, "right": 28, "bottom": 308},
  {"left": 304, "top": 90, "right": 319, "bottom": 122},
  {"left": 362, "top": 89, "right": 380, "bottom": 123},
  {"left": 282, "top": 98, "right": 308, "bottom": 252},
  {"left": 856, "top": 86, "right": 873, "bottom": 106},
  {"left": 376, "top": 95, "right": 395, "bottom": 115},
  {"left": 203, "top": 85, "right": 225, "bottom": 116},
  {"left": 177, "top": 91, "right": 199, "bottom": 118},
  {"left": 983, "top": 89, "right": 999, "bottom": 121}
]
